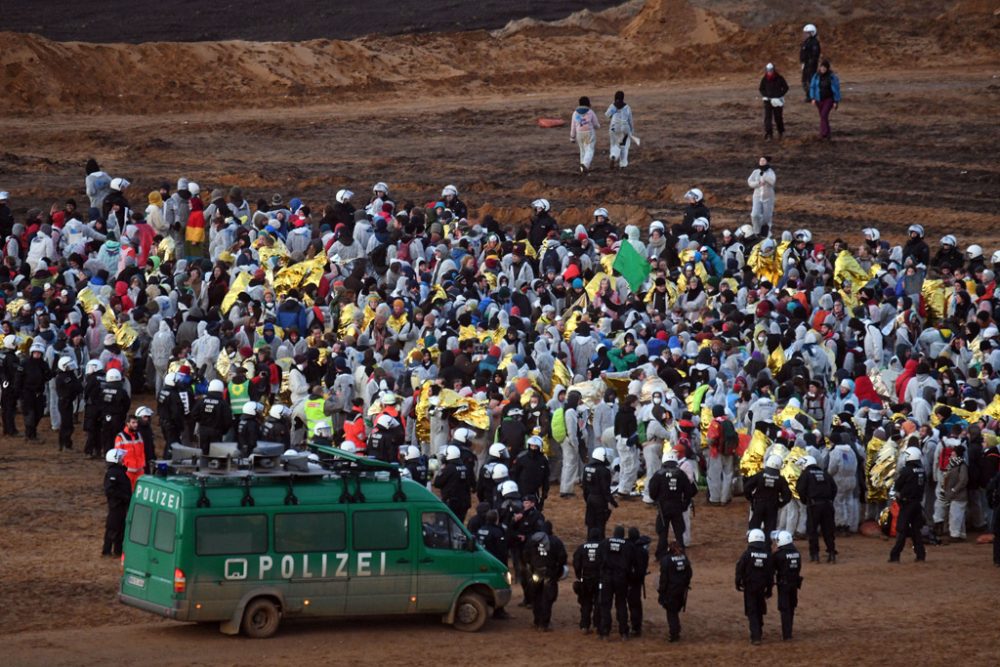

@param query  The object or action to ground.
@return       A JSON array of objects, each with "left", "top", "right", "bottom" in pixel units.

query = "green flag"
[{"left": 612, "top": 240, "right": 651, "bottom": 291}]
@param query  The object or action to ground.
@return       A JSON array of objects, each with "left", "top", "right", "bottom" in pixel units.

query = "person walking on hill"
[
  {"left": 799, "top": 24, "right": 821, "bottom": 102},
  {"left": 605, "top": 90, "right": 634, "bottom": 170},
  {"left": 809, "top": 60, "right": 841, "bottom": 140},
  {"left": 570, "top": 96, "right": 600, "bottom": 175},
  {"left": 759, "top": 63, "right": 789, "bottom": 140}
]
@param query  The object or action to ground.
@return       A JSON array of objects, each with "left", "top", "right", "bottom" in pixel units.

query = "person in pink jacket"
[{"left": 570, "top": 96, "right": 600, "bottom": 175}]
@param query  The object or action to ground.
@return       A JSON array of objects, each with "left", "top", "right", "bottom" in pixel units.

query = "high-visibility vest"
[
  {"left": 304, "top": 398, "right": 326, "bottom": 438},
  {"left": 344, "top": 416, "right": 366, "bottom": 451},
  {"left": 115, "top": 429, "right": 145, "bottom": 490},
  {"left": 228, "top": 380, "right": 249, "bottom": 416}
]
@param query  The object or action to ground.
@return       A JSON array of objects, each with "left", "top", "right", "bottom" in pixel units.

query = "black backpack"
[{"left": 542, "top": 245, "right": 561, "bottom": 275}]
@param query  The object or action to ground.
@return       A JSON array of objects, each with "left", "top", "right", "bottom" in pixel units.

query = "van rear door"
[
  {"left": 121, "top": 504, "right": 178, "bottom": 610},
  {"left": 415, "top": 509, "right": 476, "bottom": 613},
  {"left": 344, "top": 508, "right": 414, "bottom": 615}
]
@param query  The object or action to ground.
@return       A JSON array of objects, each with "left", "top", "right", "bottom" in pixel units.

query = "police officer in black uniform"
[
  {"left": 99, "top": 368, "right": 131, "bottom": 454},
  {"left": 597, "top": 524, "right": 635, "bottom": 641},
  {"left": 156, "top": 372, "right": 185, "bottom": 451},
  {"left": 403, "top": 445, "right": 430, "bottom": 486},
  {"left": 745, "top": 454, "right": 792, "bottom": 544},
  {"left": 735, "top": 528, "right": 774, "bottom": 645},
  {"left": 582, "top": 447, "right": 617, "bottom": 539},
  {"left": 369, "top": 413, "right": 405, "bottom": 463},
  {"left": 475, "top": 509, "right": 508, "bottom": 566},
  {"left": 772, "top": 530, "right": 803, "bottom": 640},
  {"left": 510, "top": 492, "right": 545, "bottom": 607},
  {"left": 658, "top": 541, "right": 692, "bottom": 642},
  {"left": 0, "top": 337, "right": 21, "bottom": 436},
  {"left": 260, "top": 404, "right": 291, "bottom": 448},
  {"left": 889, "top": 445, "right": 928, "bottom": 563},
  {"left": 525, "top": 521, "right": 566, "bottom": 632},
  {"left": 796, "top": 454, "right": 838, "bottom": 562},
  {"left": 512, "top": 435, "right": 550, "bottom": 509},
  {"left": 572, "top": 527, "right": 603, "bottom": 634},
  {"left": 625, "top": 526, "right": 651, "bottom": 637},
  {"left": 236, "top": 402, "right": 261, "bottom": 457},
  {"left": 193, "top": 379, "right": 232, "bottom": 453},
  {"left": 82, "top": 362, "right": 104, "bottom": 457},
  {"left": 648, "top": 449, "right": 697, "bottom": 558},
  {"left": 434, "top": 445, "right": 471, "bottom": 522},
  {"left": 18, "top": 343, "right": 53, "bottom": 441},
  {"left": 102, "top": 448, "right": 132, "bottom": 556},
  {"left": 55, "top": 357, "right": 82, "bottom": 451}
]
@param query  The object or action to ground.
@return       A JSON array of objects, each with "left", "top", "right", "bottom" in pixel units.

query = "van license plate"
[{"left": 126, "top": 575, "right": 146, "bottom": 589}]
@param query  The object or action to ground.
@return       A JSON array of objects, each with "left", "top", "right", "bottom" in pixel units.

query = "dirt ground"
[
  {"left": 1, "top": 410, "right": 999, "bottom": 666},
  {"left": 2, "top": 0, "right": 1000, "bottom": 663}
]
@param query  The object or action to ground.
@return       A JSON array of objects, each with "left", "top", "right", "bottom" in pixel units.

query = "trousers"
[
  {"left": 103, "top": 503, "right": 128, "bottom": 555},
  {"left": 616, "top": 439, "right": 639, "bottom": 494},
  {"left": 609, "top": 130, "right": 631, "bottom": 167},
  {"left": 763, "top": 102, "right": 785, "bottom": 137},
  {"left": 816, "top": 98, "right": 835, "bottom": 138},
  {"left": 889, "top": 501, "right": 926, "bottom": 560},
  {"left": 598, "top": 577, "right": 629, "bottom": 636},
  {"left": 626, "top": 580, "right": 644, "bottom": 633},
  {"left": 641, "top": 442, "right": 662, "bottom": 502},
  {"left": 576, "top": 579, "right": 599, "bottom": 630},
  {"left": 744, "top": 590, "right": 767, "bottom": 641},
  {"left": 655, "top": 511, "right": 687, "bottom": 559},
  {"left": 576, "top": 132, "right": 596, "bottom": 169},
  {"left": 806, "top": 501, "right": 836, "bottom": 556},
  {"left": 707, "top": 454, "right": 735, "bottom": 504},
  {"left": 530, "top": 577, "right": 558, "bottom": 628},
  {"left": 749, "top": 502, "right": 779, "bottom": 542},
  {"left": 777, "top": 586, "right": 797, "bottom": 639}
]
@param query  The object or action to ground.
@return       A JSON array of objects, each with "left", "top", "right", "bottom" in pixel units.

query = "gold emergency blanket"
[
  {"left": 272, "top": 254, "right": 326, "bottom": 297},
  {"left": 782, "top": 446, "right": 808, "bottom": 500},
  {"left": 414, "top": 384, "right": 490, "bottom": 445},
  {"left": 740, "top": 430, "right": 770, "bottom": 477},
  {"left": 866, "top": 437, "right": 896, "bottom": 502},
  {"left": 221, "top": 271, "right": 252, "bottom": 314}
]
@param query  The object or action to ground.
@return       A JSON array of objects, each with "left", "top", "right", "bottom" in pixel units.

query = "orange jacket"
[
  {"left": 344, "top": 416, "right": 367, "bottom": 452},
  {"left": 115, "top": 428, "right": 146, "bottom": 490}
]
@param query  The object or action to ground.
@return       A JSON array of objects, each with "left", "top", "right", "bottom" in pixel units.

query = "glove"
[{"left": 736, "top": 582, "right": 743, "bottom": 592}]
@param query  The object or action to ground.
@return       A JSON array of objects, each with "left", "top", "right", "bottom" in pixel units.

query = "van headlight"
[{"left": 505, "top": 571, "right": 512, "bottom": 586}]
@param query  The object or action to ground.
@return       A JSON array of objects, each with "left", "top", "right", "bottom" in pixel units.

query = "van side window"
[
  {"left": 353, "top": 510, "right": 408, "bottom": 550},
  {"left": 275, "top": 512, "right": 346, "bottom": 552},
  {"left": 421, "top": 512, "right": 468, "bottom": 551},
  {"left": 196, "top": 515, "right": 268, "bottom": 555},
  {"left": 129, "top": 504, "right": 152, "bottom": 546},
  {"left": 154, "top": 511, "right": 176, "bottom": 553}
]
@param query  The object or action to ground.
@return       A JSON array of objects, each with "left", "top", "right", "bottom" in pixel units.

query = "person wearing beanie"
[
  {"left": 570, "top": 95, "right": 600, "bottom": 175},
  {"left": 808, "top": 60, "right": 842, "bottom": 140},
  {"left": 605, "top": 90, "right": 635, "bottom": 170}
]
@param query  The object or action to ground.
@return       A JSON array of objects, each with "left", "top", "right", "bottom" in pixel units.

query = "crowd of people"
[{"left": 0, "top": 21, "right": 996, "bottom": 647}]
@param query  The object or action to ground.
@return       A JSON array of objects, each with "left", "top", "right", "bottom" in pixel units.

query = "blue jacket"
[{"left": 809, "top": 72, "right": 841, "bottom": 102}]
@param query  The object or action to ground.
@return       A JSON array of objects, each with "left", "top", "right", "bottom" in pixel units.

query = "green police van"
[{"left": 119, "top": 444, "right": 511, "bottom": 638}]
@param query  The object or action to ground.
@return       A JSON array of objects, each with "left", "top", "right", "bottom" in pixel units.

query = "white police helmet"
[
  {"left": 105, "top": 368, "right": 122, "bottom": 382},
  {"left": 488, "top": 443, "right": 509, "bottom": 459},
  {"left": 766, "top": 454, "right": 784, "bottom": 469},
  {"left": 446, "top": 445, "right": 462, "bottom": 461},
  {"left": 777, "top": 531, "right": 794, "bottom": 547},
  {"left": 405, "top": 445, "right": 421, "bottom": 461},
  {"left": 684, "top": 188, "right": 703, "bottom": 202},
  {"left": 491, "top": 463, "right": 509, "bottom": 480},
  {"left": 499, "top": 480, "right": 519, "bottom": 496},
  {"left": 335, "top": 189, "right": 353, "bottom": 204},
  {"left": 662, "top": 449, "right": 679, "bottom": 464},
  {"left": 208, "top": 379, "right": 225, "bottom": 393},
  {"left": 532, "top": 198, "right": 551, "bottom": 212},
  {"left": 453, "top": 427, "right": 473, "bottom": 444},
  {"left": 105, "top": 448, "right": 125, "bottom": 464},
  {"left": 442, "top": 185, "right": 459, "bottom": 198},
  {"left": 314, "top": 420, "right": 332, "bottom": 437},
  {"left": 905, "top": 446, "right": 923, "bottom": 462}
]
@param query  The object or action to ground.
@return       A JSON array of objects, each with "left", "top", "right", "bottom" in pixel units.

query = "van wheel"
[
  {"left": 242, "top": 598, "right": 281, "bottom": 638},
  {"left": 452, "top": 592, "right": 488, "bottom": 632}
]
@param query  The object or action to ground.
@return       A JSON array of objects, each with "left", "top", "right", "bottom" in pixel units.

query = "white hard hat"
[
  {"left": 86, "top": 359, "right": 104, "bottom": 375},
  {"left": 268, "top": 404, "right": 287, "bottom": 420},
  {"left": 314, "top": 420, "right": 332, "bottom": 437},
  {"left": 593, "top": 207, "right": 609, "bottom": 219},
  {"left": 208, "top": 379, "right": 225, "bottom": 393},
  {"left": 766, "top": 454, "right": 784, "bottom": 469},
  {"left": 488, "top": 443, "right": 509, "bottom": 459},
  {"left": 453, "top": 427, "right": 473, "bottom": 444},
  {"left": 662, "top": 449, "right": 679, "bottom": 464},
  {"left": 803, "top": 23, "right": 817, "bottom": 34},
  {"left": 105, "top": 448, "right": 125, "bottom": 464},
  {"left": 446, "top": 445, "right": 462, "bottom": 461},
  {"left": 527, "top": 435, "right": 543, "bottom": 448},
  {"left": 57, "top": 356, "right": 74, "bottom": 372},
  {"left": 905, "top": 446, "right": 923, "bottom": 462},
  {"left": 2, "top": 334, "right": 16, "bottom": 350},
  {"left": 491, "top": 463, "right": 509, "bottom": 480},
  {"left": 777, "top": 531, "right": 794, "bottom": 547},
  {"left": 135, "top": 406, "right": 154, "bottom": 419},
  {"left": 372, "top": 181, "right": 389, "bottom": 194},
  {"left": 105, "top": 368, "right": 122, "bottom": 382},
  {"left": 163, "top": 371, "right": 176, "bottom": 386},
  {"left": 941, "top": 235, "right": 957, "bottom": 247},
  {"left": 684, "top": 188, "right": 703, "bottom": 202},
  {"left": 339, "top": 440, "right": 357, "bottom": 453},
  {"left": 802, "top": 455, "right": 817, "bottom": 467},
  {"left": 405, "top": 445, "right": 421, "bottom": 461},
  {"left": 499, "top": 480, "right": 519, "bottom": 496},
  {"left": 188, "top": 181, "right": 201, "bottom": 196},
  {"left": 442, "top": 185, "right": 459, "bottom": 198},
  {"left": 592, "top": 447, "right": 609, "bottom": 463},
  {"left": 794, "top": 229, "right": 812, "bottom": 243},
  {"left": 242, "top": 401, "right": 259, "bottom": 416},
  {"left": 376, "top": 413, "right": 398, "bottom": 430},
  {"left": 110, "top": 177, "right": 131, "bottom": 192},
  {"left": 532, "top": 198, "right": 550, "bottom": 212},
  {"left": 967, "top": 244, "right": 983, "bottom": 260},
  {"left": 748, "top": 528, "right": 766, "bottom": 544},
  {"left": 380, "top": 391, "right": 398, "bottom": 405},
  {"left": 335, "top": 189, "right": 353, "bottom": 204},
  {"left": 907, "top": 224, "right": 924, "bottom": 238}
]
